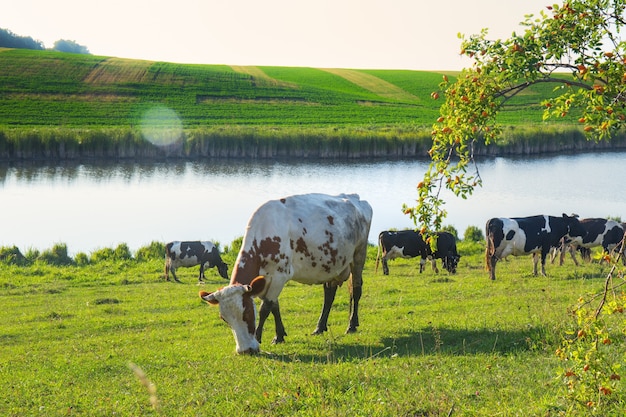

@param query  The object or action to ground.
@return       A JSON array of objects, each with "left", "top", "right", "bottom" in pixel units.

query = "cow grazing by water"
[
  {"left": 553, "top": 218, "right": 626, "bottom": 265},
  {"left": 375, "top": 230, "right": 460, "bottom": 275},
  {"left": 199, "top": 193, "right": 373, "bottom": 354},
  {"left": 485, "top": 214, "right": 586, "bottom": 280},
  {"left": 164, "top": 241, "right": 229, "bottom": 283}
]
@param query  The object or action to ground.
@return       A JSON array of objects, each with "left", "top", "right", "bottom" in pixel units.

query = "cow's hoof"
[
  {"left": 271, "top": 336, "right": 285, "bottom": 344},
  {"left": 311, "top": 327, "right": 327, "bottom": 335},
  {"left": 345, "top": 327, "right": 358, "bottom": 334}
]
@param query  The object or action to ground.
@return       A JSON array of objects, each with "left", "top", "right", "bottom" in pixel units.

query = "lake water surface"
[{"left": 1, "top": 151, "right": 625, "bottom": 255}]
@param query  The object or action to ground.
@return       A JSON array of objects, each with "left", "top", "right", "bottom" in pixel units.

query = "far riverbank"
[{"left": 1, "top": 125, "right": 626, "bottom": 161}]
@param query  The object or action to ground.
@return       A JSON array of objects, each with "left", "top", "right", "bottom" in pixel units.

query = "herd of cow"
[{"left": 162, "top": 193, "right": 625, "bottom": 354}]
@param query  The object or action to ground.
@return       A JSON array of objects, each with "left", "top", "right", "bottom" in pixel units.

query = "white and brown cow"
[
  {"left": 554, "top": 218, "right": 626, "bottom": 265},
  {"left": 375, "top": 230, "right": 460, "bottom": 275},
  {"left": 164, "top": 241, "right": 229, "bottom": 283},
  {"left": 485, "top": 214, "right": 586, "bottom": 280},
  {"left": 199, "top": 193, "right": 373, "bottom": 354}
]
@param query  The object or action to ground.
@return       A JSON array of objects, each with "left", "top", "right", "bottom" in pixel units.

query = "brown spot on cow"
[
  {"left": 255, "top": 236, "right": 281, "bottom": 260},
  {"left": 327, "top": 215, "right": 334, "bottom": 225},
  {"left": 295, "top": 237, "right": 310, "bottom": 257},
  {"left": 280, "top": 198, "right": 287, "bottom": 204}
]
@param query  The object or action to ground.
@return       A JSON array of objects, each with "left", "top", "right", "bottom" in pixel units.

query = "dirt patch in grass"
[
  {"left": 83, "top": 58, "right": 154, "bottom": 85},
  {"left": 321, "top": 68, "right": 420, "bottom": 103},
  {"left": 230, "top": 65, "right": 299, "bottom": 89}
]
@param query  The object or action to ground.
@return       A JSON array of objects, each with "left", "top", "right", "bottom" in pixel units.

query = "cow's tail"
[
  {"left": 375, "top": 233, "right": 382, "bottom": 274},
  {"left": 485, "top": 222, "right": 495, "bottom": 273}
]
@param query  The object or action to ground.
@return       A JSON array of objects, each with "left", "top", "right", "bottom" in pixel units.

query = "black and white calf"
[
  {"left": 555, "top": 218, "right": 626, "bottom": 265},
  {"left": 485, "top": 214, "right": 586, "bottom": 280},
  {"left": 164, "top": 241, "right": 229, "bottom": 283},
  {"left": 375, "top": 230, "right": 460, "bottom": 275}
]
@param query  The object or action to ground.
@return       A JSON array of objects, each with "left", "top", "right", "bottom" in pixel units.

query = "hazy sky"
[{"left": 4, "top": 0, "right": 550, "bottom": 70}]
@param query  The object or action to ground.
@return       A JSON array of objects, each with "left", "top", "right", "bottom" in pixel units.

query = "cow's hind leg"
[
  {"left": 347, "top": 283, "right": 361, "bottom": 333},
  {"left": 532, "top": 252, "right": 548, "bottom": 276},
  {"left": 382, "top": 257, "right": 389, "bottom": 275},
  {"left": 540, "top": 251, "right": 548, "bottom": 276},
  {"left": 532, "top": 253, "right": 540, "bottom": 276},
  {"left": 313, "top": 283, "right": 338, "bottom": 335},
  {"left": 487, "top": 255, "right": 498, "bottom": 280}
]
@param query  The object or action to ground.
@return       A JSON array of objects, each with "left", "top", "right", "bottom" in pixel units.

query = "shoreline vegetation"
[{"left": 2, "top": 125, "right": 626, "bottom": 161}]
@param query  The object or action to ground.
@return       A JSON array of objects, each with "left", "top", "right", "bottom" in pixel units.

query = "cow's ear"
[
  {"left": 199, "top": 290, "right": 219, "bottom": 305},
  {"left": 248, "top": 276, "right": 266, "bottom": 295}
]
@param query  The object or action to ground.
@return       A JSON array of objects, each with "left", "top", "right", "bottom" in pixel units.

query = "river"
[{"left": 1, "top": 151, "right": 625, "bottom": 255}]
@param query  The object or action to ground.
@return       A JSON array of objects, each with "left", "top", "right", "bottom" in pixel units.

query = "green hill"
[
  {"left": 4, "top": 48, "right": 618, "bottom": 160},
  {"left": 0, "top": 48, "right": 554, "bottom": 128}
]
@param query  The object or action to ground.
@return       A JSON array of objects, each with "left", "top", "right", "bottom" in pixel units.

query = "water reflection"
[{"left": 1, "top": 152, "right": 625, "bottom": 255}]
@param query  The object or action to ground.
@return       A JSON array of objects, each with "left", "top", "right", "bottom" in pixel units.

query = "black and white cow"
[
  {"left": 375, "top": 230, "right": 460, "bottom": 275},
  {"left": 554, "top": 218, "right": 625, "bottom": 265},
  {"left": 164, "top": 241, "right": 229, "bottom": 283},
  {"left": 485, "top": 214, "right": 586, "bottom": 280}
]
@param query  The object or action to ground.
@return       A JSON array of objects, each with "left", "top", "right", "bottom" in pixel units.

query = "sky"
[{"left": 3, "top": 0, "right": 552, "bottom": 71}]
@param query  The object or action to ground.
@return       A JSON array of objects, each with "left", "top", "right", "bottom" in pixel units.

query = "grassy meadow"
[
  {"left": 1, "top": 240, "right": 623, "bottom": 416},
  {"left": 6, "top": 47, "right": 620, "bottom": 159}
]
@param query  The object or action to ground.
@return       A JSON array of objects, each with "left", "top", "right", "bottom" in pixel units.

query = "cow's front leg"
[
  {"left": 431, "top": 258, "right": 439, "bottom": 274},
  {"left": 256, "top": 299, "right": 287, "bottom": 344},
  {"left": 198, "top": 264, "right": 205, "bottom": 284},
  {"left": 313, "top": 283, "right": 338, "bottom": 335},
  {"left": 419, "top": 257, "right": 426, "bottom": 273},
  {"left": 256, "top": 299, "right": 272, "bottom": 344},
  {"left": 270, "top": 301, "right": 287, "bottom": 344}
]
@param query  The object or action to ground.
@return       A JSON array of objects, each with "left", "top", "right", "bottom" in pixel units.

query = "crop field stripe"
[
  {"left": 83, "top": 57, "right": 154, "bottom": 85},
  {"left": 321, "top": 68, "right": 420, "bottom": 103},
  {"left": 230, "top": 65, "right": 299, "bottom": 89}
]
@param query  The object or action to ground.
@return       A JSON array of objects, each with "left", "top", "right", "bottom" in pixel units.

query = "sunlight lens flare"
[{"left": 139, "top": 105, "right": 183, "bottom": 147}]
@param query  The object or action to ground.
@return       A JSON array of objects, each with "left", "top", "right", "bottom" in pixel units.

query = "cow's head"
[
  {"left": 199, "top": 276, "right": 266, "bottom": 354},
  {"left": 562, "top": 213, "right": 586, "bottom": 241},
  {"left": 217, "top": 262, "right": 229, "bottom": 280},
  {"left": 443, "top": 254, "right": 461, "bottom": 274}
]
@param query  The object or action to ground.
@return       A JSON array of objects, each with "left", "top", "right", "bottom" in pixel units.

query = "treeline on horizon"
[{"left": 0, "top": 27, "right": 89, "bottom": 54}]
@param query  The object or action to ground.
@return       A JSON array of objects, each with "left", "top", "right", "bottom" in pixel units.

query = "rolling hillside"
[{"left": 0, "top": 48, "right": 553, "bottom": 129}]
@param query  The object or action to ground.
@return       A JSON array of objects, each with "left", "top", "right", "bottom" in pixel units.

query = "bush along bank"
[{"left": 1, "top": 125, "right": 626, "bottom": 161}]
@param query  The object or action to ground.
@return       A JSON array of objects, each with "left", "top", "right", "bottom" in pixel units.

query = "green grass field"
[
  {"left": 6, "top": 47, "right": 619, "bottom": 159},
  {"left": 1, "top": 241, "right": 623, "bottom": 416},
  {"left": 0, "top": 47, "right": 562, "bottom": 129}
]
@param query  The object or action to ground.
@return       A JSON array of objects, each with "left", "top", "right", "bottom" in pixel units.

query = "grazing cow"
[
  {"left": 485, "top": 214, "right": 586, "bottom": 280},
  {"left": 555, "top": 218, "right": 626, "bottom": 265},
  {"left": 375, "top": 230, "right": 460, "bottom": 274},
  {"left": 164, "top": 241, "right": 229, "bottom": 283},
  {"left": 199, "top": 193, "right": 373, "bottom": 354}
]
